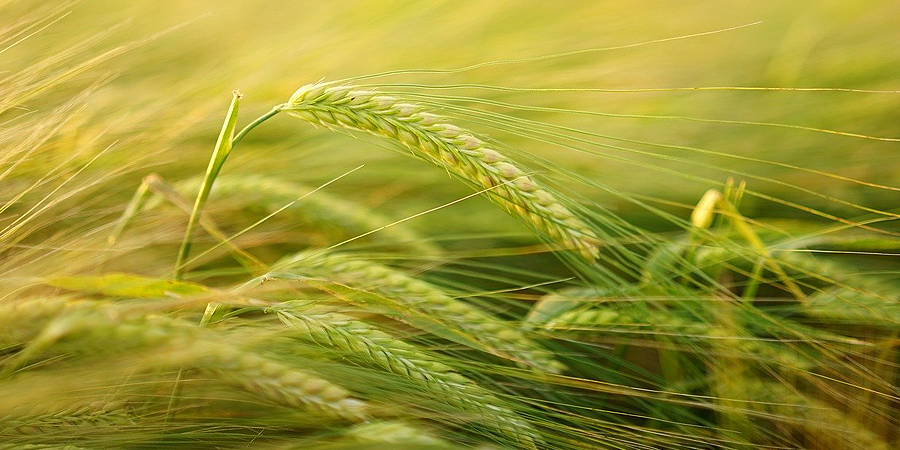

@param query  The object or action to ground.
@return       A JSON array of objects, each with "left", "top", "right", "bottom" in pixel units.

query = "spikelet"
[
  {"left": 525, "top": 286, "right": 640, "bottom": 326},
  {"left": 542, "top": 302, "right": 694, "bottom": 334},
  {"left": 277, "top": 249, "right": 565, "bottom": 375},
  {"left": 271, "top": 303, "right": 540, "bottom": 448},
  {"left": 282, "top": 82, "right": 600, "bottom": 260},
  {"left": 340, "top": 420, "right": 448, "bottom": 446},
  {"left": 1, "top": 401, "right": 132, "bottom": 435},
  {"left": 691, "top": 189, "right": 723, "bottom": 229}
]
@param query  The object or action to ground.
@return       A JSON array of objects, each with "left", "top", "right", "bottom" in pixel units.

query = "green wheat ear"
[
  {"left": 173, "top": 83, "right": 600, "bottom": 279},
  {"left": 275, "top": 249, "right": 566, "bottom": 374},
  {"left": 281, "top": 82, "right": 600, "bottom": 261},
  {"left": 269, "top": 303, "right": 541, "bottom": 448}
]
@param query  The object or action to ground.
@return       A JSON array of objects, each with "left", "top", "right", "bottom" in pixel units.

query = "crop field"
[{"left": 1, "top": 1, "right": 898, "bottom": 449}]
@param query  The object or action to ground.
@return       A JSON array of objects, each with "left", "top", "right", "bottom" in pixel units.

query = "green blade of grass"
[{"left": 174, "top": 91, "right": 242, "bottom": 279}]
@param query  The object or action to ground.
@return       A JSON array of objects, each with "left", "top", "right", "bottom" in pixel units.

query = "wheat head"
[
  {"left": 277, "top": 249, "right": 566, "bottom": 374},
  {"left": 282, "top": 82, "right": 600, "bottom": 260},
  {"left": 271, "top": 303, "right": 539, "bottom": 448}
]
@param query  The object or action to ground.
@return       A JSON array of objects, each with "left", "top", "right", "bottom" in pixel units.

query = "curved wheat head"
[{"left": 281, "top": 82, "right": 601, "bottom": 260}]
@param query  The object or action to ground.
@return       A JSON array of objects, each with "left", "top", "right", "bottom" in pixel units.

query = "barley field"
[{"left": 1, "top": 1, "right": 898, "bottom": 449}]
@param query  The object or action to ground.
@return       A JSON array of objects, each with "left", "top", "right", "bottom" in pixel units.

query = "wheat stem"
[
  {"left": 231, "top": 105, "right": 282, "bottom": 147},
  {"left": 162, "top": 174, "right": 440, "bottom": 254}
]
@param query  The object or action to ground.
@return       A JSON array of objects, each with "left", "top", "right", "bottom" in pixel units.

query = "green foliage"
[
  {"left": 45, "top": 273, "right": 209, "bottom": 298},
  {"left": 1, "top": 2, "right": 898, "bottom": 449}
]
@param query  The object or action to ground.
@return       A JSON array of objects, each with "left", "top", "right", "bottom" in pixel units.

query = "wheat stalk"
[
  {"left": 281, "top": 82, "right": 600, "bottom": 260},
  {"left": 5, "top": 308, "right": 369, "bottom": 421},
  {"left": 277, "top": 249, "right": 566, "bottom": 374},
  {"left": 271, "top": 303, "right": 540, "bottom": 448}
]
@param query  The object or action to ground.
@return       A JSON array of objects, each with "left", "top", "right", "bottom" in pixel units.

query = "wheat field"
[{"left": 1, "top": 1, "right": 898, "bottom": 449}]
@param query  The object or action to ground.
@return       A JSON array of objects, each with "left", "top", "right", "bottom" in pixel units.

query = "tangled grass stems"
[
  {"left": 160, "top": 174, "right": 440, "bottom": 254},
  {"left": 742, "top": 381, "right": 892, "bottom": 450},
  {"left": 6, "top": 8, "right": 899, "bottom": 447},
  {"left": 108, "top": 173, "right": 266, "bottom": 274}
]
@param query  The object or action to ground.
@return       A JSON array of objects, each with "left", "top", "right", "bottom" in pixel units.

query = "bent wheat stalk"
[
  {"left": 280, "top": 82, "right": 600, "bottom": 260},
  {"left": 176, "top": 84, "right": 600, "bottom": 278},
  {"left": 277, "top": 249, "right": 566, "bottom": 374},
  {"left": 271, "top": 304, "right": 540, "bottom": 448}
]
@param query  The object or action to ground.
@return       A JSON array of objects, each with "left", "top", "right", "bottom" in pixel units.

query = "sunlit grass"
[{"left": 1, "top": 1, "right": 897, "bottom": 449}]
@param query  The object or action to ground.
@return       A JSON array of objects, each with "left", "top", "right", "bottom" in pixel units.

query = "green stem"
[
  {"left": 174, "top": 99, "right": 282, "bottom": 279},
  {"left": 108, "top": 175, "right": 153, "bottom": 245},
  {"left": 718, "top": 200, "right": 806, "bottom": 302},
  {"left": 232, "top": 105, "right": 283, "bottom": 146},
  {"left": 741, "top": 257, "right": 765, "bottom": 301},
  {"left": 174, "top": 93, "right": 241, "bottom": 278}
]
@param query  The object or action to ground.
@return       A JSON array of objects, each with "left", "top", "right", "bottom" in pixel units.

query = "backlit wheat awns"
[{"left": 282, "top": 82, "right": 601, "bottom": 260}]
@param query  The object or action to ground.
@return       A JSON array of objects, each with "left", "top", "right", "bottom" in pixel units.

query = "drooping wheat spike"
[
  {"left": 270, "top": 302, "right": 540, "bottom": 448},
  {"left": 339, "top": 420, "right": 450, "bottom": 446},
  {"left": 191, "top": 341, "right": 369, "bottom": 421},
  {"left": 160, "top": 174, "right": 440, "bottom": 254},
  {"left": 774, "top": 252, "right": 900, "bottom": 327},
  {"left": 524, "top": 285, "right": 644, "bottom": 327},
  {"left": 281, "top": 82, "right": 600, "bottom": 260},
  {"left": 7, "top": 308, "right": 369, "bottom": 421},
  {"left": 541, "top": 299, "right": 816, "bottom": 362},
  {"left": 541, "top": 301, "right": 697, "bottom": 335},
  {"left": 1, "top": 402, "right": 134, "bottom": 436},
  {"left": 276, "top": 249, "right": 565, "bottom": 374}
]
